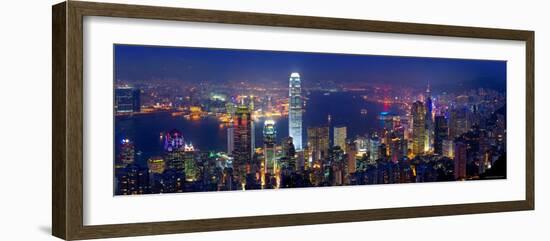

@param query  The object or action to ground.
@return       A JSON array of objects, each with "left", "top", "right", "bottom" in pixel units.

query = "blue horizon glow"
[{"left": 114, "top": 44, "right": 506, "bottom": 93}]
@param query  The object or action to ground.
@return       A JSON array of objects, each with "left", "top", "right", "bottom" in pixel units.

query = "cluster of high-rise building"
[{"left": 114, "top": 73, "right": 507, "bottom": 195}]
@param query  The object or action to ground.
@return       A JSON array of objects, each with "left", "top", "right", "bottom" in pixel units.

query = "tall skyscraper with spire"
[
  {"left": 289, "top": 72, "right": 303, "bottom": 151},
  {"left": 425, "top": 81, "right": 434, "bottom": 152}
]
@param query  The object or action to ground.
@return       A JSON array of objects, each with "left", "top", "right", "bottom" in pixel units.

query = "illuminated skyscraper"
[
  {"left": 183, "top": 143, "right": 198, "bottom": 181},
  {"left": 449, "top": 107, "right": 470, "bottom": 138},
  {"left": 251, "top": 120, "right": 256, "bottom": 157},
  {"left": 346, "top": 140, "right": 357, "bottom": 174},
  {"left": 307, "top": 126, "right": 330, "bottom": 162},
  {"left": 147, "top": 156, "right": 166, "bottom": 174},
  {"left": 263, "top": 119, "right": 277, "bottom": 174},
  {"left": 454, "top": 140, "right": 468, "bottom": 180},
  {"left": 165, "top": 146, "right": 185, "bottom": 172},
  {"left": 282, "top": 136, "right": 300, "bottom": 171},
  {"left": 227, "top": 126, "right": 234, "bottom": 154},
  {"left": 412, "top": 101, "right": 426, "bottom": 155},
  {"left": 282, "top": 136, "right": 296, "bottom": 159},
  {"left": 266, "top": 95, "right": 273, "bottom": 112},
  {"left": 442, "top": 139, "right": 454, "bottom": 158},
  {"left": 116, "top": 164, "right": 149, "bottom": 195},
  {"left": 232, "top": 104, "right": 252, "bottom": 182},
  {"left": 355, "top": 135, "right": 368, "bottom": 156},
  {"left": 119, "top": 138, "right": 135, "bottom": 166},
  {"left": 434, "top": 115, "right": 448, "bottom": 155},
  {"left": 389, "top": 132, "right": 404, "bottom": 163},
  {"left": 425, "top": 83, "right": 434, "bottom": 152},
  {"left": 289, "top": 72, "right": 303, "bottom": 151},
  {"left": 369, "top": 133, "right": 380, "bottom": 162},
  {"left": 225, "top": 102, "right": 236, "bottom": 116},
  {"left": 162, "top": 130, "right": 185, "bottom": 173},
  {"left": 164, "top": 129, "right": 184, "bottom": 152},
  {"left": 333, "top": 126, "right": 347, "bottom": 150}
]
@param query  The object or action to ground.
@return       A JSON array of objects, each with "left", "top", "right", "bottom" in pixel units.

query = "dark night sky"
[{"left": 114, "top": 44, "right": 507, "bottom": 92}]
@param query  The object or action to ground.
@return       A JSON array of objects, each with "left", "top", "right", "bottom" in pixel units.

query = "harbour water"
[{"left": 114, "top": 91, "right": 401, "bottom": 164}]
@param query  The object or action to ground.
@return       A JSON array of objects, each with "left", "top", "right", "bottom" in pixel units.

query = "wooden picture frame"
[{"left": 52, "top": 1, "right": 534, "bottom": 240}]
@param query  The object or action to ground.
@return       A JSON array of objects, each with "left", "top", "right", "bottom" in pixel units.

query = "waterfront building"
[
  {"left": 225, "top": 102, "right": 236, "bottom": 116},
  {"left": 119, "top": 138, "right": 135, "bottom": 166},
  {"left": 115, "top": 86, "right": 141, "bottom": 113},
  {"left": 289, "top": 72, "right": 303, "bottom": 151},
  {"left": 164, "top": 129, "right": 184, "bottom": 152}
]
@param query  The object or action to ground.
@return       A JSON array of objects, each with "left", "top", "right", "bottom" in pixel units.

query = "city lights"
[{"left": 113, "top": 45, "right": 506, "bottom": 195}]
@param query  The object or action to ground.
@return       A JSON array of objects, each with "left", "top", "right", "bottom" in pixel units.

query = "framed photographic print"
[{"left": 52, "top": 1, "right": 534, "bottom": 240}]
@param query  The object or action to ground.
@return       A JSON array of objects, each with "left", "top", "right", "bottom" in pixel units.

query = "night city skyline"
[
  {"left": 113, "top": 44, "right": 507, "bottom": 196},
  {"left": 115, "top": 44, "right": 506, "bottom": 92}
]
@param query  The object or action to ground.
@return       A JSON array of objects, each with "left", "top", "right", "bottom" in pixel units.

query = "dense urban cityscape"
[{"left": 113, "top": 46, "right": 507, "bottom": 195}]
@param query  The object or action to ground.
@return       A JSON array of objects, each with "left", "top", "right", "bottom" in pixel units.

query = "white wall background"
[{"left": 0, "top": 0, "right": 547, "bottom": 240}]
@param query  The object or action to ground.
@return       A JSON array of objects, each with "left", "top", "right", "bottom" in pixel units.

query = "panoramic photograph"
[{"left": 113, "top": 44, "right": 507, "bottom": 195}]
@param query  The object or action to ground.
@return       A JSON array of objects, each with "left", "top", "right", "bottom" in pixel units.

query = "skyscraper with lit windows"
[
  {"left": 369, "top": 133, "right": 380, "bottom": 162},
  {"left": 233, "top": 104, "right": 252, "bottom": 182},
  {"left": 119, "top": 138, "right": 135, "bottom": 166},
  {"left": 307, "top": 126, "right": 330, "bottom": 162},
  {"left": 263, "top": 119, "right": 277, "bottom": 174},
  {"left": 227, "top": 126, "right": 234, "bottom": 154},
  {"left": 425, "top": 83, "right": 434, "bottom": 152},
  {"left": 412, "top": 101, "right": 426, "bottom": 156},
  {"left": 147, "top": 156, "right": 166, "bottom": 174},
  {"left": 449, "top": 107, "right": 470, "bottom": 138},
  {"left": 454, "top": 140, "right": 467, "bottom": 180},
  {"left": 289, "top": 72, "right": 303, "bottom": 151},
  {"left": 434, "top": 115, "right": 448, "bottom": 155},
  {"left": 164, "top": 129, "right": 184, "bottom": 152},
  {"left": 333, "top": 126, "right": 347, "bottom": 151},
  {"left": 346, "top": 139, "right": 357, "bottom": 174},
  {"left": 183, "top": 143, "right": 198, "bottom": 181},
  {"left": 443, "top": 139, "right": 454, "bottom": 158}
]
